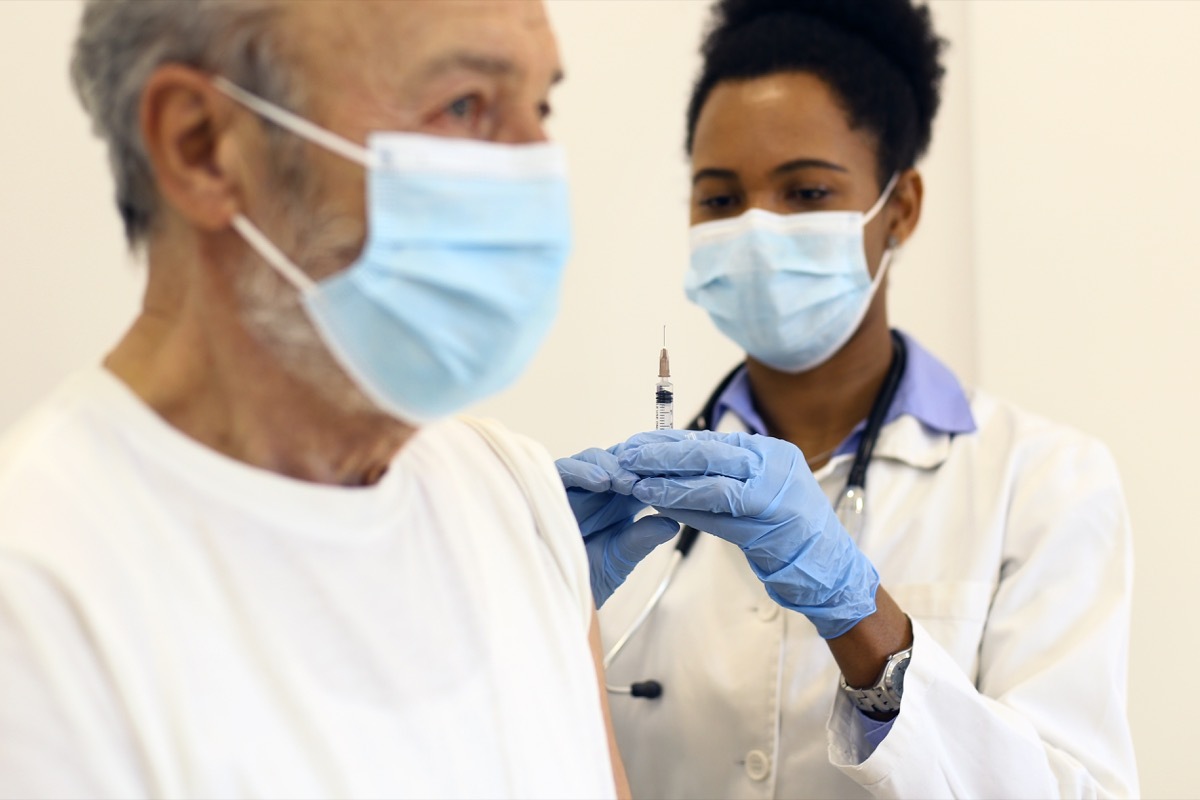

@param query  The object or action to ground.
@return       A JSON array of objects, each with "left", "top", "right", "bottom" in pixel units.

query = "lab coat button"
[
  {"left": 744, "top": 749, "right": 771, "bottom": 781},
  {"left": 755, "top": 603, "right": 779, "bottom": 622}
]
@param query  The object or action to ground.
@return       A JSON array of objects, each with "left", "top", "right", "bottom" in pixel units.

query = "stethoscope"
[{"left": 604, "top": 330, "right": 908, "bottom": 699}]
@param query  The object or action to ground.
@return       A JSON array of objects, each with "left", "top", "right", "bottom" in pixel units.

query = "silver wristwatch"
[{"left": 839, "top": 646, "right": 913, "bottom": 715}]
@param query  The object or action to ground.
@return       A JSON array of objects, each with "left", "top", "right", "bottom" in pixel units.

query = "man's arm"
[{"left": 589, "top": 610, "right": 630, "bottom": 800}]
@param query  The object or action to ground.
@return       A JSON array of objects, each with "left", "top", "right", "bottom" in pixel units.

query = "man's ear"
[
  {"left": 139, "top": 64, "right": 248, "bottom": 235},
  {"left": 887, "top": 168, "right": 924, "bottom": 247}
]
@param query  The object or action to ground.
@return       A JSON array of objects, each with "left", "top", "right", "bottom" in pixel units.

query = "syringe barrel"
[{"left": 655, "top": 379, "right": 674, "bottom": 430}]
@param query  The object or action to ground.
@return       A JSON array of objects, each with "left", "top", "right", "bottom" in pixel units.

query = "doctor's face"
[{"left": 688, "top": 71, "right": 893, "bottom": 275}]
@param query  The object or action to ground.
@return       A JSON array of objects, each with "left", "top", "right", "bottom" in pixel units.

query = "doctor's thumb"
[{"left": 617, "top": 515, "right": 683, "bottom": 559}]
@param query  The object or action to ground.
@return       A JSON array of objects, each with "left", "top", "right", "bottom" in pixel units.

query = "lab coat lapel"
[{"left": 870, "top": 414, "right": 953, "bottom": 471}]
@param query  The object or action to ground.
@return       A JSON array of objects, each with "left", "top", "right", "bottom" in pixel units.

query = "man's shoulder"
[
  {"left": 0, "top": 372, "right": 109, "bottom": 478},
  {"left": 418, "top": 416, "right": 557, "bottom": 476},
  {"left": 0, "top": 371, "right": 132, "bottom": 539}
]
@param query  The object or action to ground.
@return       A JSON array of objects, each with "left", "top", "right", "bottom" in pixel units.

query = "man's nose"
[{"left": 495, "top": 107, "right": 550, "bottom": 145}]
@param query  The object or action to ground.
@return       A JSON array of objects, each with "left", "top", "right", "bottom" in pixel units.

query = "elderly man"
[{"left": 0, "top": 1, "right": 628, "bottom": 798}]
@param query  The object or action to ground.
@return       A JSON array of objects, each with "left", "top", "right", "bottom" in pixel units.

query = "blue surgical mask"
[
  {"left": 213, "top": 78, "right": 572, "bottom": 424},
  {"left": 686, "top": 175, "right": 897, "bottom": 373}
]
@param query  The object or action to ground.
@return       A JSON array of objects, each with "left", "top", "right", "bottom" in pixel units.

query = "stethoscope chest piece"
[{"left": 835, "top": 485, "right": 867, "bottom": 540}]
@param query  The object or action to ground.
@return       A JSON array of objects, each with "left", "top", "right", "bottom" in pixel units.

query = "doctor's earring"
[{"left": 886, "top": 234, "right": 900, "bottom": 250}]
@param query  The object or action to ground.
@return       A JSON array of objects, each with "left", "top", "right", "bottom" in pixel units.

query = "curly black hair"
[{"left": 686, "top": 0, "right": 947, "bottom": 186}]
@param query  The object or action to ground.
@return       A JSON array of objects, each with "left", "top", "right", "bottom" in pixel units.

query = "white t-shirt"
[{"left": 0, "top": 369, "right": 616, "bottom": 800}]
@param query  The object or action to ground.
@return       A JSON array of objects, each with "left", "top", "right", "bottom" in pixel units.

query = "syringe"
[{"left": 656, "top": 326, "right": 674, "bottom": 430}]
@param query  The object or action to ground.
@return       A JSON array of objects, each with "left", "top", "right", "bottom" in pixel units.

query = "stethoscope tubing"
[{"left": 603, "top": 549, "right": 682, "bottom": 671}]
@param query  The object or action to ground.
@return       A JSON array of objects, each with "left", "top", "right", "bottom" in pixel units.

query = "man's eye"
[{"left": 447, "top": 96, "right": 476, "bottom": 119}]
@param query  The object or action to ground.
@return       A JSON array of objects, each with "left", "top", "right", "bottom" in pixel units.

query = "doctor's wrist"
[
  {"left": 744, "top": 524, "right": 881, "bottom": 639},
  {"left": 828, "top": 586, "right": 913, "bottom": 689}
]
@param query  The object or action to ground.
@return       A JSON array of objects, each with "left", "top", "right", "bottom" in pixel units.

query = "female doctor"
[{"left": 556, "top": 0, "right": 1138, "bottom": 797}]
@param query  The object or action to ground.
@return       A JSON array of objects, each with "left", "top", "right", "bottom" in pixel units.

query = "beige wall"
[
  {"left": 0, "top": 1, "right": 144, "bottom": 426},
  {"left": 966, "top": 3, "right": 1200, "bottom": 797},
  {"left": 1, "top": 1, "right": 1195, "bottom": 796}
]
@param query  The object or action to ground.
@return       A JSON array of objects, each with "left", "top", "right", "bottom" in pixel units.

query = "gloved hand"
[
  {"left": 617, "top": 429, "right": 879, "bottom": 639},
  {"left": 556, "top": 445, "right": 681, "bottom": 608}
]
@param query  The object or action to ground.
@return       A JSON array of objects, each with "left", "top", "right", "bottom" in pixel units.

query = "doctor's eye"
[
  {"left": 785, "top": 185, "right": 832, "bottom": 204},
  {"left": 697, "top": 193, "right": 741, "bottom": 212}
]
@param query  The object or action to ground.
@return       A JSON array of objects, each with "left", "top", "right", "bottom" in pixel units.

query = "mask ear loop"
[
  {"left": 863, "top": 175, "right": 902, "bottom": 292},
  {"left": 211, "top": 76, "right": 377, "bottom": 169},
  {"left": 230, "top": 214, "right": 317, "bottom": 294},
  {"left": 864, "top": 235, "right": 902, "bottom": 297},
  {"left": 868, "top": 245, "right": 894, "bottom": 295},
  {"left": 863, "top": 172, "right": 901, "bottom": 225},
  {"left": 212, "top": 77, "right": 372, "bottom": 294}
]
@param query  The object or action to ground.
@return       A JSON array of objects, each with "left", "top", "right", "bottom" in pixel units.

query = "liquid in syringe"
[{"left": 656, "top": 327, "right": 674, "bottom": 430}]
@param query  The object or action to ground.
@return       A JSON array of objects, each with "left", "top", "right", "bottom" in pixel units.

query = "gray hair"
[{"left": 70, "top": 0, "right": 306, "bottom": 248}]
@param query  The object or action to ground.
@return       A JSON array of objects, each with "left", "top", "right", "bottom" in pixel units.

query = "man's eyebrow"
[
  {"left": 419, "top": 52, "right": 518, "bottom": 80},
  {"left": 417, "top": 53, "right": 563, "bottom": 89}
]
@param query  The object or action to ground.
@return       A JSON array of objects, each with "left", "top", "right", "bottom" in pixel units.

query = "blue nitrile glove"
[
  {"left": 556, "top": 446, "right": 681, "bottom": 608},
  {"left": 617, "top": 430, "right": 879, "bottom": 639}
]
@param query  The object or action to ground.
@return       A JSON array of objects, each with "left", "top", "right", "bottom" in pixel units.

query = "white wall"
[{"left": 0, "top": 1, "right": 1193, "bottom": 797}]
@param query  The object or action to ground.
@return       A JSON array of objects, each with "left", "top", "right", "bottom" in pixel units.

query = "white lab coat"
[{"left": 599, "top": 388, "right": 1138, "bottom": 799}]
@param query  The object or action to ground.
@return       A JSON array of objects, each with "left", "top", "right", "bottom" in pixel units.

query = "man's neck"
[
  {"left": 105, "top": 249, "right": 413, "bottom": 487},
  {"left": 744, "top": 313, "right": 893, "bottom": 470}
]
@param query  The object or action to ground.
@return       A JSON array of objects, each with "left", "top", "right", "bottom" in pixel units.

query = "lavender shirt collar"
[{"left": 710, "top": 330, "right": 977, "bottom": 455}]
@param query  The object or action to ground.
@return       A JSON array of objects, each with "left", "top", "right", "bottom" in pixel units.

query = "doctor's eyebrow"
[
  {"left": 692, "top": 167, "right": 739, "bottom": 185},
  {"left": 771, "top": 158, "right": 849, "bottom": 176},
  {"left": 692, "top": 158, "right": 849, "bottom": 186}
]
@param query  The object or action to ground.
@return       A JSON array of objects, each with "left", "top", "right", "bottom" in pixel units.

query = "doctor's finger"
[
  {"left": 623, "top": 429, "right": 752, "bottom": 447},
  {"left": 564, "top": 486, "right": 618, "bottom": 517},
  {"left": 630, "top": 475, "right": 749, "bottom": 513},
  {"left": 612, "top": 515, "right": 682, "bottom": 562},
  {"left": 618, "top": 440, "right": 762, "bottom": 479},
  {"left": 556, "top": 452, "right": 637, "bottom": 494}
]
